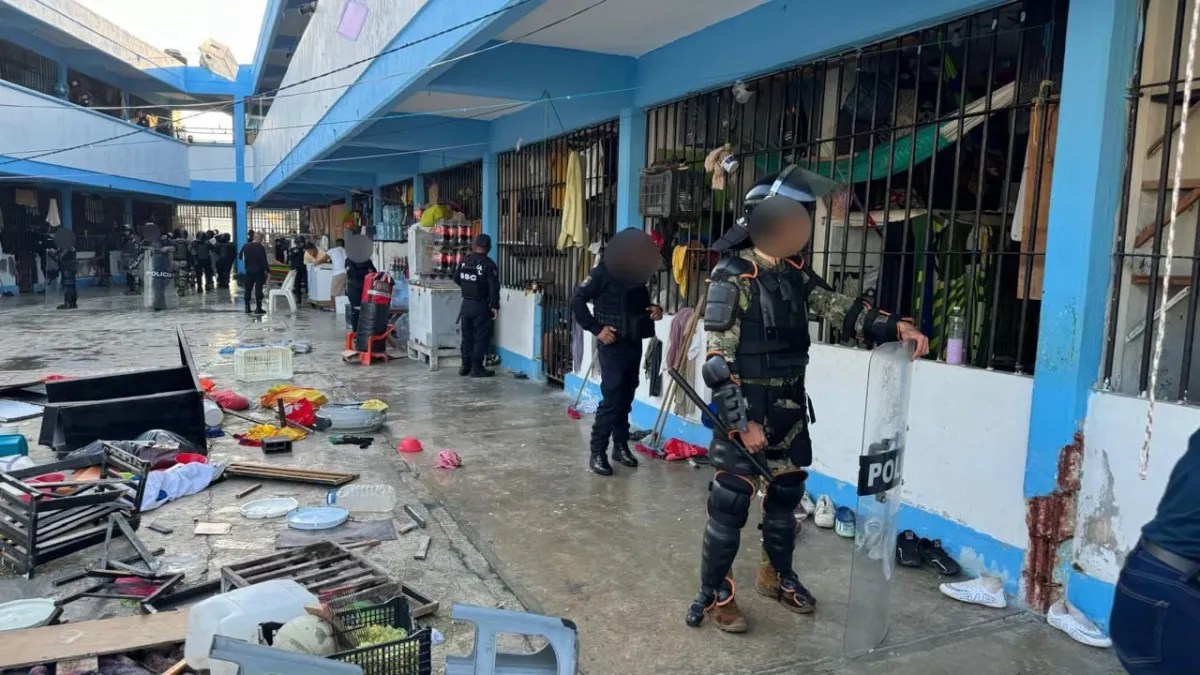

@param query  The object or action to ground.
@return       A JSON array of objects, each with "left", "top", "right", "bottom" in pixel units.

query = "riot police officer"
[
  {"left": 570, "top": 229, "right": 664, "bottom": 477},
  {"left": 171, "top": 230, "right": 192, "bottom": 296},
  {"left": 686, "top": 166, "right": 929, "bottom": 633},
  {"left": 454, "top": 234, "right": 500, "bottom": 378},
  {"left": 53, "top": 232, "right": 77, "bottom": 310},
  {"left": 214, "top": 233, "right": 236, "bottom": 289},
  {"left": 191, "top": 232, "right": 214, "bottom": 291}
]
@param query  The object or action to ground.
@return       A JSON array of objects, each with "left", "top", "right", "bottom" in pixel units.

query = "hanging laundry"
[
  {"left": 580, "top": 142, "right": 606, "bottom": 198},
  {"left": 557, "top": 150, "right": 585, "bottom": 250},
  {"left": 704, "top": 144, "right": 734, "bottom": 191},
  {"left": 14, "top": 189, "right": 36, "bottom": 209},
  {"left": 45, "top": 198, "right": 61, "bottom": 228}
]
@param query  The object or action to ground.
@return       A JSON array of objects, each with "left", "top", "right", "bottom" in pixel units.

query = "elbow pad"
[
  {"left": 702, "top": 355, "right": 749, "bottom": 434},
  {"left": 704, "top": 280, "right": 741, "bottom": 332},
  {"left": 843, "top": 299, "right": 902, "bottom": 345}
]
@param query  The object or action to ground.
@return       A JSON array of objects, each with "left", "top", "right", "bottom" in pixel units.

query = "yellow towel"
[
  {"left": 557, "top": 151, "right": 585, "bottom": 250},
  {"left": 244, "top": 424, "right": 306, "bottom": 442}
]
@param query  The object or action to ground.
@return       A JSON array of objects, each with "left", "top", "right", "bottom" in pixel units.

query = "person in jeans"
[
  {"left": 1109, "top": 427, "right": 1200, "bottom": 672},
  {"left": 239, "top": 232, "right": 269, "bottom": 314}
]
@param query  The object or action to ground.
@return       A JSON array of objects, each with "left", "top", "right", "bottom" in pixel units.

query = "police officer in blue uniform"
[
  {"left": 1110, "top": 428, "right": 1200, "bottom": 672},
  {"left": 454, "top": 234, "right": 500, "bottom": 378},
  {"left": 571, "top": 229, "right": 664, "bottom": 476}
]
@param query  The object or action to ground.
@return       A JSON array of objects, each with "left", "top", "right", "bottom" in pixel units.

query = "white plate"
[
  {"left": 287, "top": 506, "right": 350, "bottom": 530},
  {"left": 0, "top": 598, "right": 56, "bottom": 632},
  {"left": 239, "top": 497, "right": 300, "bottom": 519}
]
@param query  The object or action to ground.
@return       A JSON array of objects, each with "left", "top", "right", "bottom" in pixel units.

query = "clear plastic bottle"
[{"left": 946, "top": 306, "right": 965, "bottom": 365}]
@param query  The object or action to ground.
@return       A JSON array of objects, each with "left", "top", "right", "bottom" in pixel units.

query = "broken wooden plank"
[
  {"left": 0, "top": 611, "right": 189, "bottom": 670},
  {"left": 414, "top": 536, "right": 431, "bottom": 561},
  {"left": 53, "top": 547, "right": 164, "bottom": 587},
  {"left": 194, "top": 522, "right": 232, "bottom": 536},
  {"left": 397, "top": 521, "right": 417, "bottom": 535},
  {"left": 148, "top": 522, "right": 174, "bottom": 535},
  {"left": 403, "top": 504, "right": 426, "bottom": 528},
  {"left": 235, "top": 483, "right": 263, "bottom": 499}
]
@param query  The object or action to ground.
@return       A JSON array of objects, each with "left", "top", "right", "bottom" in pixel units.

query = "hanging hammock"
[{"left": 813, "top": 81, "right": 1017, "bottom": 184}]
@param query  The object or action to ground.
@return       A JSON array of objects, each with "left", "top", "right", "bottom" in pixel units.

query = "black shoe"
[
  {"left": 919, "top": 538, "right": 961, "bottom": 575},
  {"left": 458, "top": 363, "right": 471, "bottom": 376},
  {"left": 254, "top": 307, "right": 265, "bottom": 315},
  {"left": 245, "top": 308, "right": 252, "bottom": 314},
  {"left": 589, "top": 453, "right": 613, "bottom": 476},
  {"left": 896, "top": 530, "right": 922, "bottom": 568},
  {"left": 469, "top": 368, "right": 495, "bottom": 378},
  {"left": 612, "top": 442, "right": 639, "bottom": 468}
]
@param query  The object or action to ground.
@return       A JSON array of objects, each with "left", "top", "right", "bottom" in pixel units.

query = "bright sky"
[
  {"left": 74, "top": 0, "right": 269, "bottom": 64},
  {"left": 73, "top": 0, "right": 270, "bottom": 141}
]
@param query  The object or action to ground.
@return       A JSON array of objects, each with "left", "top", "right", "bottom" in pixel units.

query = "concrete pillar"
[
  {"left": 1023, "top": 0, "right": 1139, "bottom": 615},
  {"left": 235, "top": 200, "right": 248, "bottom": 274},
  {"left": 481, "top": 152, "right": 498, "bottom": 261},
  {"left": 413, "top": 175, "right": 426, "bottom": 209},
  {"left": 233, "top": 98, "right": 247, "bottom": 184},
  {"left": 616, "top": 107, "right": 647, "bottom": 230},
  {"left": 59, "top": 190, "right": 72, "bottom": 231}
]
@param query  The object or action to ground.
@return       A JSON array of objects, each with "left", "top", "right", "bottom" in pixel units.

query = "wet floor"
[{"left": 0, "top": 287, "right": 1123, "bottom": 674}]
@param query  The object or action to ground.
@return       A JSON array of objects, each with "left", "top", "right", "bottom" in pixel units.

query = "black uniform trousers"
[
  {"left": 195, "top": 260, "right": 213, "bottom": 289},
  {"left": 61, "top": 272, "right": 77, "bottom": 307},
  {"left": 243, "top": 271, "right": 266, "bottom": 311},
  {"left": 216, "top": 258, "right": 234, "bottom": 288},
  {"left": 459, "top": 299, "right": 494, "bottom": 366},
  {"left": 590, "top": 337, "right": 643, "bottom": 454},
  {"left": 293, "top": 265, "right": 307, "bottom": 299}
]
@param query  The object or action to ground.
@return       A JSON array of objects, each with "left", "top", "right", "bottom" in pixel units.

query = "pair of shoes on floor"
[
  {"left": 589, "top": 444, "right": 639, "bottom": 476},
  {"left": 896, "top": 529, "right": 961, "bottom": 575},
  {"left": 1047, "top": 598, "right": 1112, "bottom": 648}
]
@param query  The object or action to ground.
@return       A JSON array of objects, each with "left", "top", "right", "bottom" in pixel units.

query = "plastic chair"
[
  {"left": 268, "top": 270, "right": 298, "bottom": 314},
  {"left": 444, "top": 604, "right": 578, "bottom": 675},
  {"left": 344, "top": 325, "right": 395, "bottom": 365}
]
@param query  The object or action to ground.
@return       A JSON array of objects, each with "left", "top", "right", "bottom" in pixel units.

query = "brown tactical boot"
[
  {"left": 686, "top": 578, "right": 748, "bottom": 633},
  {"left": 776, "top": 574, "right": 817, "bottom": 615},
  {"left": 755, "top": 560, "right": 782, "bottom": 597}
]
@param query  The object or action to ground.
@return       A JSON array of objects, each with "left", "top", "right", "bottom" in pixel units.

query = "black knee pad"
[
  {"left": 762, "top": 470, "right": 808, "bottom": 515},
  {"left": 707, "top": 472, "right": 754, "bottom": 529}
]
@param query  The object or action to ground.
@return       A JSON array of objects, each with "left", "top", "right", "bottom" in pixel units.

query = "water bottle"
[{"left": 946, "top": 306, "right": 965, "bottom": 365}]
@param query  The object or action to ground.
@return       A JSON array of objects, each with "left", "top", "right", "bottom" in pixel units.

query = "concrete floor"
[{"left": 0, "top": 287, "right": 1123, "bottom": 674}]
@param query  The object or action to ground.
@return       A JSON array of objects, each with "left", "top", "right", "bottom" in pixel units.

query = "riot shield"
[
  {"left": 844, "top": 340, "right": 914, "bottom": 656},
  {"left": 145, "top": 248, "right": 177, "bottom": 310}
]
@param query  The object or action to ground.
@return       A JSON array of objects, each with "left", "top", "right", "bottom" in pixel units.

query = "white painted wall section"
[
  {"left": 575, "top": 324, "right": 1033, "bottom": 550},
  {"left": 0, "top": 82, "right": 188, "bottom": 187},
  {"left": 1074, "top": 391, "right": 1199, "bottom": 583},
  {"left": 188, "top": 144, "right": 236, "bottom": 183},
  {"left": 251, "top": 0, "right": 431, "bottom": 185},
  {"left": 0, "top": 0, "right": 180, "bottom": 72},
  {"left": 496, "top": 287, "right": 538, "bottom": 359}
]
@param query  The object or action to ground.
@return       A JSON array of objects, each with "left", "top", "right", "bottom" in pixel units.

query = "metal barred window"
[
  {"left": 248, "top": 208, "right": 302, "bottom": 240},
  {"left": 0, "top": 38, "right": 58, "bottom": 96},
  {"left": 1105, "top": 0, "right": 1200, "bottom": 402},
  {"left": 496, "top": 120, "right": 621, "bottom": 384},
  {"left": 175, "top": 204, "right": 234, "bottom": 237},
  {"left": 423, "top": 161, "right": 483, "bottom": 221},
  {"left": 643, "top": 0, "right": 1066, "bottom": 373}
]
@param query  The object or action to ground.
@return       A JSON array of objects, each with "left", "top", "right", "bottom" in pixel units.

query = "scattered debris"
[
  {"left": 276, "top": 520, "right": 398, "bottom": 549},
  {"left": 224, "top": 462, "right": 358, "bottom": 487},
  {"left": 220, "top": 541, "right": 392, "bottom": 598},
  {"left": 414, "top": 536, "right": 431, "bottom": 561},
  {"left": 235, "top": 483, "right": 263, "bottom": 499},
  {"left": 435, "top": 450, "right": 462, "bottom": 469},
  {"left": 397, "top": 521, "right": 418, "bottom": 535},
  {"left": 403, "top": 504, "right": 426, "bottom": 528},
  {"left": 0, "top": 611, "right": 190, "bottom": 670},
  {"left": 262, "top": 436, "right": 294, "bottom": 454},
  {"left": 194, "top": 522, "right": 232, "bottom": 536},
  {"left": 397, "top": 436, "right": 424, "bottom": 454}
]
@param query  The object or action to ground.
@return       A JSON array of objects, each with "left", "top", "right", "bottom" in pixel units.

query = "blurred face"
[
  {"left": 605, "top": 232, "right": 660, "bottom": 284},
  {"left": 749, "top": 200, "right": 812, "bottom": 259}
]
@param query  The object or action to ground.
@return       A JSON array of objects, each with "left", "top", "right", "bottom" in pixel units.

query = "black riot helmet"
[{"left": 713, "top": 165, "right": 843, "bottom": 255}]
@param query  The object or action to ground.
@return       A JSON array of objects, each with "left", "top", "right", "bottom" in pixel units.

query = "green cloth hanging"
[{"left": 814, "top": 125, "right": 951, "bottom": 184}]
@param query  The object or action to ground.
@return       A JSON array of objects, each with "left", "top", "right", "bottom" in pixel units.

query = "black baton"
[{"left": 667, "top": 368, "right": 774, "bottom": 482}]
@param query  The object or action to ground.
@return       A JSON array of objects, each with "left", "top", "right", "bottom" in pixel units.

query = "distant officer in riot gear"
[
  {"left": 191, "top": 231, "right": 214, "bottom": 291},
  {"left": 214, "top": 233, "right": 236, "bottom": 289},
  {"left": 571, "top": 229, "right": 664, "bottom": 477},
  {"left": 171, "top": 230, "right": 192, "bottom": 296},
  {"left": 686, "top": 166, "right": 929, "bottom": 633},
  {"left": 454, "top": 234, "right": 500, "bottom": 378},
  {"left": 120, "top": 226, "right": 142, "bottom": 295},
  {"left": 52, "top": 233, "right": 77, "bottom": 310}
]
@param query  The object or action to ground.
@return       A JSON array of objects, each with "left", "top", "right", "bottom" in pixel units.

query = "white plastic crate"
[{"left": 234, "top": 346, "right": 294, "bottom": 382}]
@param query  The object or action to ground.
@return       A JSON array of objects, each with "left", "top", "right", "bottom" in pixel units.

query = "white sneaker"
[
  {"left": 939, "top": 576, "right": 1007, "bottom": 609},
  {"left": 1047, "top": 599, "right": 1112, "bottom": 648},
  {"left": 795, "top": 492, "right": 816, "bottom": 522},
  {"left": 813, "top": 495, "right": 835, "bottom": 529}
]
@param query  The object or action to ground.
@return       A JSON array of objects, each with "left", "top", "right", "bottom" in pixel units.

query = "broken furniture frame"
[
  {"left": 0, "top": 445, "right": 148, "bottom": 576},
  {"left": 39, "top": 325, "right": 207, "bottom": 454}
]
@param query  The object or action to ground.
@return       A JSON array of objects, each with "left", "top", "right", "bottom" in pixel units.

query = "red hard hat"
[{"left": 398, "top": 436, "right": 424, "bottom": 454}]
